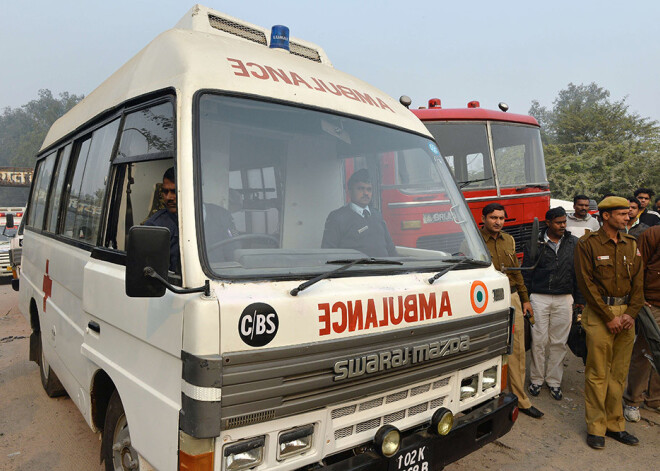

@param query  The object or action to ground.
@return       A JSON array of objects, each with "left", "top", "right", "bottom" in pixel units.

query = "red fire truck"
[{"left": 409, "top": 99, "right": 550, "bottom": 255}]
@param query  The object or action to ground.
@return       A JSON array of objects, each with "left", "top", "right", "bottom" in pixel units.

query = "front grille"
[
  {"left": 208, "top": 14, "right": 267, "bottom": 45},
  {"left": 329, "top": 374, "right": 451, "bottom": 445},
  {"left": 220, "top": 310, "right": 509, "bottom": 430},
  {"left": 359, "top": 398, "right": 383, "bottom": 411},
  {"left": 411, "top": 384, "right": 431, "bottom": 396},
  {"left": 331, "top": 405, "right": 356, "bottom": 419},
  {"left": 356, "top": 418, "right": 380, "bottom": 433},
  {"left": 0, "top": 253, "right": 9, "bottom": 266},
  {"left": 386, "top": 391, "right": 408, "bottom": 403},
  {"left": 384, "top": 410, "right": 406, "bottom": 424},
  {"left": 408, "top": 403, "right": 429, "bottom": 416}
]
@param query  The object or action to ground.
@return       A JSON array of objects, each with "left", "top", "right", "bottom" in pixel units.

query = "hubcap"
[{"left": 111, "top": 414, "right": 138, "bottom": 470}]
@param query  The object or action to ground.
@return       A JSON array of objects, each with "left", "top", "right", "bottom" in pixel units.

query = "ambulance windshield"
[{"left": 197, "top": 94, "right": 489, "bottom": 278}]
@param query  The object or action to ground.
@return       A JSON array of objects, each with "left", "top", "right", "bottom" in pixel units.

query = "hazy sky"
[{"left": 2, "top": 0, "right": 659, "bottom": 122}]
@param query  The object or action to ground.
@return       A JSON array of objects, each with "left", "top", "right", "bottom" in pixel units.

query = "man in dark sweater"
[
  {"left": 523, "top": 207, "right": 585, "bottom": 401},
  {"left": 322, "top": 169, "right": 396, "bottom": 257}
]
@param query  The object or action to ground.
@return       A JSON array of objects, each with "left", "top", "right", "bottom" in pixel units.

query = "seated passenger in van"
[
  {"left": 322, "top": 169, "right": 397, "bottom": 257},
  {"left": 144, "top": 167, "right": 181, "bottom": 272}
]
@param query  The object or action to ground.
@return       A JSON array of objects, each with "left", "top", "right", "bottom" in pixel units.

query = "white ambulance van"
[{"left": 20, "top": 5, "right": 517, "bottom": 471}]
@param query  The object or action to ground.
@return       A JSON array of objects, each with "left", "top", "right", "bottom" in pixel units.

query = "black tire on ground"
[
  {"left": 37, "top": 330, "right": 66, "bottom": 397},
  {"left": 101, "top": 390, "right": 140, "bottom": 471}
]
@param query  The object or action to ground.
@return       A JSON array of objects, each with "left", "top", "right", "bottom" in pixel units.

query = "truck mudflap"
[{"left": 318, "top": 393, "right": 518, "bottom": 471}]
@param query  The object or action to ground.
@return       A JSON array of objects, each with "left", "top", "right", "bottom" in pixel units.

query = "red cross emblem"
[{"left": 43, "top": 260, "right": 52, "bottom": 312}]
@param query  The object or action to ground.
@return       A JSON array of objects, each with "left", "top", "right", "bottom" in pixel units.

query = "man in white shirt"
[{"left": 566, "top": 195, "right": 600, "bottom": 238}]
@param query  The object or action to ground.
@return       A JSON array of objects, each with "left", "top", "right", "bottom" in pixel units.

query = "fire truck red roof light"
[
  {"left": 467, "top": 101, "right": 480, "bottom": 108},
  {"left": 428, "top": 98, "right": 442, "bottom": 109}
]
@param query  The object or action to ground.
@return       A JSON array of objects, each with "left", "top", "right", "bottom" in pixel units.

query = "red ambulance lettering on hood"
[
  {"left": 318, "top": 292, "right": 452, "bottom": 336},
  {"left": 227, "top": 58, "right": 395, "bottom": 113}
]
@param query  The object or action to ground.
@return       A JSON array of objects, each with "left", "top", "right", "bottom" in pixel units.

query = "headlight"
[
  {"left": 224, "top": 436, "right": 265, "bottom": 471},
  {"left": 374, "top": 425, "right": 401, "bottom": 458},
  {"left": 277, "top": 424, "right": 314, "bottom": 460},
  {"left": 430, "top": 407, "right": 454, "bottom": 436},
  {"left": 482, "top": 366, "right": 498, "bottom": 391},
  {"left": 460, "top": 375, "right": 478, "bottom": 400}
]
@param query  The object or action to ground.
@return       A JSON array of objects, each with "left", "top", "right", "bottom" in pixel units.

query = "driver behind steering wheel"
[{"left": 144, "top": 167, "right": 239, "bottom": 270}]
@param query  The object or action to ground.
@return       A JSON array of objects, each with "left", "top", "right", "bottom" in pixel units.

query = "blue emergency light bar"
[{"left": 270, "top": 25, "right": 290, "bottom": 51}]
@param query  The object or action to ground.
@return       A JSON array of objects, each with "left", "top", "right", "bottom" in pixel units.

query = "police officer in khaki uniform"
[
  {"left": 574, "top": 196, "right": 644, "bottom": 449},
  {"left": 480, "top": 203, "right": 543, "bottom": 418}
]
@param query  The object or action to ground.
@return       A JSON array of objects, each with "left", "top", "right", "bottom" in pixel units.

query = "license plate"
[
  {"left": 388, "top": 444, "right": 430, "bottom": 471},
  {"left": 422, "top": 211, "right": 452, "bottom": 224}
]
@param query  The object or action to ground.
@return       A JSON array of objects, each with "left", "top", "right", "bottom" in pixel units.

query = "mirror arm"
[{"left": 143, "top": 267, "right": 211, "bottom": 296}]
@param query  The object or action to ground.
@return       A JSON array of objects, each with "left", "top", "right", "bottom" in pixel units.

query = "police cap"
[{"left": 597, "top": 196, "right": 629, "bottom": 211}]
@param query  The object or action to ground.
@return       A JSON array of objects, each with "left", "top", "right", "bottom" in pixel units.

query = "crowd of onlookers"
[{"left": 481, "top": 187, "right": 659, "bottom": 449}]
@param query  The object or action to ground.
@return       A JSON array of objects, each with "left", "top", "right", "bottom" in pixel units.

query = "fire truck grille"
[
  {"left": 0, "top": 252, "right": 10, "bottom": 267},
  {"left": 501, "top": 221, "right": 548, "bottom": 253},
  {"left": 219, "top": 309, "right": 509, "bottom": 431},
  {"left": 416, "top": 232, "right": 464, "bottom": 254}
]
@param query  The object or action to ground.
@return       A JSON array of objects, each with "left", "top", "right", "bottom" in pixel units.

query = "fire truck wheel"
[
  {"left": 102, "top": 390, "right": 140, "bottom": 471},
  {"left": 37, "top": 330, "right": 66, "bottom": 397}
]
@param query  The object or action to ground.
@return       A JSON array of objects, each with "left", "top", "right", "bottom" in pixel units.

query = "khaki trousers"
[
  {"left": 508, "top": 292, "right": 531, "bottom": 409},
  {"left": 529, "top": 293, "right": 573, "bottom": 388},
  {"left": 583, "top": 304, "right": 635, "bottom": 435},
  {"left": 624, "top": 304, "right": 660, "bottom": 408}
]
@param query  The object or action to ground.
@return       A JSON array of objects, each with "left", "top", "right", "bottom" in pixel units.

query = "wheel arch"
[
  {"left": 91, "top": 369, "right": 116, "bottom": 433},
  {"left": 29, "top": 297, "right": 40, "bottom": 332}
]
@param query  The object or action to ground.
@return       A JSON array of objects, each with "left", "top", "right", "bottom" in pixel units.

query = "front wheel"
[
  {"left": 37, "top": 330, "right": 66, "bottom": 397},
  {"left": 101, "top": 390, "right": 140, "bottom": 471}
]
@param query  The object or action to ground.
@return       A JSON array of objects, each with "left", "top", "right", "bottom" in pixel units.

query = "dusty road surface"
[{"left": 1, "top": 281, "right": 658, "bottom": 470}]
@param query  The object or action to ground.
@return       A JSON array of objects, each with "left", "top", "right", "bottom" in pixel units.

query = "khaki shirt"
[
  {"left": 480, "top": 227, "right": 529, "bottom": 303},
  {"left": 574, "top": 226, "right": 644, "bottom": 322}
]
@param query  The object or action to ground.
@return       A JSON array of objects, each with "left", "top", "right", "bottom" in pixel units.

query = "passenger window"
[
  {"left": 116, "top": 102, "right": 174, "bottom": 160},
  {"left": 62, "top": 119, "right": 120, "bottom": 243},
  {"left": 27, "top": 152, "right": 57, "bottom": 229},
  {"left": 45, "top": 144, "right": 72, "bottom": 232}
]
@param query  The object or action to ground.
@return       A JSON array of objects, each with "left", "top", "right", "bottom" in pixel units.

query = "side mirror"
[
  {"left": 5, "top": 213, "right": 15, "bottom": 229},
  {"left": 126, "top": 226, "right": 170, "bottom": 297},
  {"left": 529, "top": 217, "right": 540, "bottom": 261}
]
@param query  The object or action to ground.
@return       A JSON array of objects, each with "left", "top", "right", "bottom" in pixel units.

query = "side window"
[
  {"left": 27, "top": 152, "right": 57, "bottom": 229},
  {"left": 62, "top": 119, "right": 120, "bottom": 243},
  {"left": 117, "top": 102, "right": 174, "bottom": 160},
  {"left": 104, "top": 101, "right": 175, "bottom": 251},
  {"left": 45, "top": 144, "right": 72, "bottom": 232}
]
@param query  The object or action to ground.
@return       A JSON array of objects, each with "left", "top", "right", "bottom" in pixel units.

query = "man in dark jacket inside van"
[
  {"left": 144, "top": 167, "right": 180, "bottom": 272},
  {"left": 523, "top": 207, "right": 585, "bottom": 401}
]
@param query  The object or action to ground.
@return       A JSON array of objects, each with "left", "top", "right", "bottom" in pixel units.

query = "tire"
[
  {"left": 101, "top": 390, "right": 140, "bottom": 471},
  {"left": 37, "top": 330, "right": 66, "bottom": 397}
]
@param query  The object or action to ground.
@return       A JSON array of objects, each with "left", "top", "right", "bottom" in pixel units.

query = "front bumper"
[{"left": 318, "top": 393, "right": 517, "bottom": 471}]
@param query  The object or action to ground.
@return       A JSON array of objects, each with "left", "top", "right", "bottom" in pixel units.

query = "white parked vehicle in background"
[
  {"left": 20, "top": 5, "right": 517, "bottom": 471},
  {"left": 0, "top": 207, "right": 24, "bottom": 279}
]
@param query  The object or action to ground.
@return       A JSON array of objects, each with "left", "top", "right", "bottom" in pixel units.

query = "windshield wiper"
[
  {"left": 290, "top": 258, "right": 403, "bottom": 296},
  {"left": 458, "top": 177, "right": 492, "bottom": 189},
  {"left": 428, "top": 258, "right": 489, "bottom": 284}
]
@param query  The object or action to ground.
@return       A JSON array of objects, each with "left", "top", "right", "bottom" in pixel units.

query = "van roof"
[{"left": 41, "top": 4, "right": 429, "bottom": 152}]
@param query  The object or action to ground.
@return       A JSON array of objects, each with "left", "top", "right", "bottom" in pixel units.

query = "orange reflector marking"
[{"left": 179, "top": 450, "right": 214, "bottom": 471}]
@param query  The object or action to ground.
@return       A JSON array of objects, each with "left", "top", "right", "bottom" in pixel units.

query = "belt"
[
  {"left": 602, "top": 295, "right": 629, "bottom": 306},
  {"left": 510, "top": 285, "right": 518, "bottom": 294}
]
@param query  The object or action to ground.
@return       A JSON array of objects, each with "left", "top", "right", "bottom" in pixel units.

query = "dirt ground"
[{"left": 1, "top": 281, "right": 658, "bottom": 471}]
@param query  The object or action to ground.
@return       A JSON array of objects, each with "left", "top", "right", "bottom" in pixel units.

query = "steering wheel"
[{"left": 207, "top": 233, "right": 280, "bottom": 254}]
